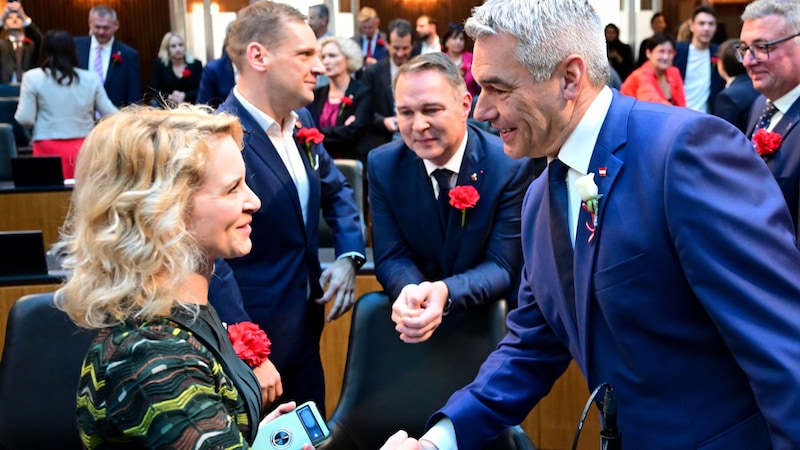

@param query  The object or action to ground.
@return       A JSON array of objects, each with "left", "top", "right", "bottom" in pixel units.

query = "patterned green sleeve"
[{"left": 77, "top": 324, "right": 253, "bottom": 449}]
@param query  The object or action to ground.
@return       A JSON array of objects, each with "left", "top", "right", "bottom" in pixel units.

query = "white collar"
[{"left": 555, "top": 86, "right": 613, "bottom": 174}]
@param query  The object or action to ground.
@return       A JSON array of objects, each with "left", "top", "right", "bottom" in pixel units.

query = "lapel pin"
[
  {"left": 471, "top": 173, "right": 478, "bottom": 182},
  {"left": 598, "top": 167, "right": 607, "bottom": 177}
]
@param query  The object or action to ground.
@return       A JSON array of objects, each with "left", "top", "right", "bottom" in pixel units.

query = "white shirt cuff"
[{"left": 420, "top": 417, "right": 457, "bottom": 450}]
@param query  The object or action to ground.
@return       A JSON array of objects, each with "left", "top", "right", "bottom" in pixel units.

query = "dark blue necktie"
[
  {"left": 432, "top": 169, "right": 453, "bottom": 226},
  {"left": 754, "top": 101, "right": 778, "bottom": 133},
  {"left": 548, "top": 159, "right": 577, "bottom": 322}
]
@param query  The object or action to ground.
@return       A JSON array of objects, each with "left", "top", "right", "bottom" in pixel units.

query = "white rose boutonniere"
[{"left": 575, "top": 173, "right": 603, "bottom": 243}]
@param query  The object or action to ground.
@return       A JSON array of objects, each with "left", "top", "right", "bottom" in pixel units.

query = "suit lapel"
[
  {"left": 399, "top": 148, "right": 446, "bottom": 255},
  {"left": 221, "top": 95, "right": 306, "bottom": 226},
  {"left": 442, "top": 130, "right": 486, "bottom": 272},
  {"left": 766, "top": 98, "right": 800, "bottom": 172},
  {"left": 573, "top": 93, "right": 628, "bottom": 360}
]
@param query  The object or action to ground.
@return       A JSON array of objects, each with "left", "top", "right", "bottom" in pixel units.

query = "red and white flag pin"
[{"left": 598, "top": 167, "right": 607, "bottom": 177}]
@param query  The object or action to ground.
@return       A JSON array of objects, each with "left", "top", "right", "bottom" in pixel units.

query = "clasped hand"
[
  {"left": 316, "top": 257, "right": 356, "bottom": 322},
  {"left": 391, "top": 281, "right": 448, "bottom": 343}
]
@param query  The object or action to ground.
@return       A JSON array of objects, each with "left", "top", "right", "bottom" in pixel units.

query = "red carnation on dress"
[{"left": 227, "top": 321, "right": 271, "bottom": 367}]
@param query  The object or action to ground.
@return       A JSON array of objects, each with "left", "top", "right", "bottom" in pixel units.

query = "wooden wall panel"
[{"left": 10, "top": 0, "right": 172, "bottom": 102}]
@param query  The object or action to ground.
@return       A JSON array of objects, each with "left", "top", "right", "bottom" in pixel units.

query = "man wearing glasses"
[{"left": 739, "top": 0, "right": 800, "bottom": 248}]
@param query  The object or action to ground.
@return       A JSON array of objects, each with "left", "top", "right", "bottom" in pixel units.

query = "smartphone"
[{"left": 252, "top": 401, "right": 330, "bottom": 449}]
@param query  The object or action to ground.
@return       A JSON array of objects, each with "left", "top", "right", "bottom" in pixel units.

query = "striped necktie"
[{"left": 93, "top": 45, "right": 105, "bottom": 83}]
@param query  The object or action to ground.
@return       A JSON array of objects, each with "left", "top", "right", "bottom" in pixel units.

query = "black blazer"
[
  {"left": 360, "top": 58, "right": 395, "bottom": 157},
  {"left": 712, "top": 75, "right": 760, "bottom": 134},
  {"left": 0, "top": 23, "right": 42, "bottom": 84},
  {"left": 306, "top": 77, "right": 373, "bottom": 161},
  {"left": 148, "top": 58, "right": 203, "bottom": 105}
]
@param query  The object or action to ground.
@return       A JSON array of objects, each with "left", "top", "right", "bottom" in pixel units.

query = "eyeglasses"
[{"left": 735, "top": 32, "right": 800, "bottom": 63}]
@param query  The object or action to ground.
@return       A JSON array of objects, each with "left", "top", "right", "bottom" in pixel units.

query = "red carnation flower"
[
  {"left": 111, "top": 52, "right": 123, "bottom": 64},
  {"left": 21, "top": 37, "right": 32, "bottom": 45},
  {"left": 339, "top": 95, "right": 353, "bottom": 117},
  {"left": 296, "top": 127, "right": 325, "bottom": 166},
  {"left": 752, "top": 128, "right": 782, "bottom": 157},
  {"left": 449, "top": 185, "right": 480, "bottom": 226},
  {"left": 377, "top": 38, "right": 386, "bottom": 47},
  {"left": 227, "top": 321, "right": 271, "bottom": 368},
  {"left": 182, "top": 68, "right": 191, "bottom": 78}
]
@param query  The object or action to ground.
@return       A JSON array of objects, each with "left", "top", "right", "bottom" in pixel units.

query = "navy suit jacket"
[
  {"left": 368, "top": 125, "right": 537, "bottom": 310},
  {"left": 209, "top": 95, "right": 365, "bottom": 373},
  {"left": 434, "top": 91, "right": 800, "bottom": 449},
  {"left": 197, "top": 53, "right": 235, "bottom": 109},
  {"left": 75, "top": 36, "right": 142, "bottom": 107},
  {"left": 673, "top": 42, "right": 724, "bottom": 112},
  {"left": 712, "top": 75, "right": 760, "bottom": 134},
  {"left": 747, "top": 94, "right": 800, "bottom": 241},
  {"left": 352, "top": 32, "right": 388, "bottom": 62},
  {"left": 360, "top": 58, "right": 395, "bottom": 156}
]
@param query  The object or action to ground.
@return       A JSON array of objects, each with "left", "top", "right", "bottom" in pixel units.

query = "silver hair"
[
  {"left": 742, "top": 0, "right": 800, "bottom": 35},
  {"left": 465, "top": 0, "right": 610, "bottom": 86}
]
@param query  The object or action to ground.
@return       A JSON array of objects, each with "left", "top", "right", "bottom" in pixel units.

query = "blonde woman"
[
  {"left": 57, "top": 105, "right": 311, "bottom": 449},
  {"left": 147, "top": 32, "right": 203, "bottom": 106}
]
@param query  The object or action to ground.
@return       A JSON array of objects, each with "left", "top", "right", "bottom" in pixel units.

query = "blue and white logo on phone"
[{"left": 270, "top": 428, "right": 293, "bottom": 449}]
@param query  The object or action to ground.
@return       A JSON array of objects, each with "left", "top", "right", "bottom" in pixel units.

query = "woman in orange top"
[{"left": 621, "top": 33, "right": 686, "bottom": 107}]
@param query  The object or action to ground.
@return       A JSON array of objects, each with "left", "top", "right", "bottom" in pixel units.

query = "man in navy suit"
[
  {"left": 74, "top": 5, "right": 141, "bottom": 107},
  {"left": 673, "top": 6, "right": 724, "bottom": 113},
  {"left": 741, "top": 0, "right": 800, "bottom": 247},
  {"left": 197, "top": 22, "right": 235, "bottom": 109},
  {"left": 352, "top": 7, "right": 388, "bottom": 69},
  {"left": 383, "top": 0, "right": 800, "bottom": 448},
  {"left": 208, "top": 1, "right": 366, "bottom": 414},
  {"left": 370, "top": 53, "right": 537, "bottom": 343}
]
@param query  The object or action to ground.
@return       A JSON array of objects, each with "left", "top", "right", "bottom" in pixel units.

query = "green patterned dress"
[{"left": 76, "top": 305, "right": 262, "bottom": 449}]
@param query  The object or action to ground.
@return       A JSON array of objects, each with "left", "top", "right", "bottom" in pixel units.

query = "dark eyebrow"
[{"left": 480, "top": 76, "right": 512, "bottom": 88}]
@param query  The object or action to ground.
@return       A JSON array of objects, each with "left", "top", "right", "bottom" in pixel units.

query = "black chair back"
[
  {"left": 0, "top": 96, "right": 30, "bottom": 148},
  {"left": 319, "top": 291, "right": 535, "bottom": 449},
  {"left": 0, "top": 123, "right": 15, "bottom": 182},
  {"left": 0, "top": 292, "right": 96, "bottom": 450}
]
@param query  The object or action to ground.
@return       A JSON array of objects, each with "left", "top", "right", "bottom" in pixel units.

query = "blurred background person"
[
  {"left": 74, "top": 5, "right": 141, "bottom": 108},
  {"left": 637, "top": 12, "right": 668, "bottom": 68},
  {"left": 412, "top": 15, "right": 441, "bottom": 56},
  {"left": 352, "top": 7, "right": 387, "bottom": 69},
  {"left": 309, "top": 4, "right": 332, "bottom": 41},
  {"left": 198, "top": 21, "right": 235, "bottom": 109},
  {"left": 442, "top": 23, "right": 479, "bottom": 97},
  {"left": 148, "top": 31, "right": 202, "bottom": 107},
  {"left": 0, "top": 1, "right": 41, "bottom": 84},
  {"left": 14, "top": 29, "right": 117, "bottom": 179},
  {"left": 621, "top": 33, "right": 686, "bottom": 106},
  {"left": 712, "top": 38, "right": 759, "bottom": 133},
  {"left": 307, "top": 36, "right": 373, "bottom": 160},
  {"left": 56, "top": 104, "right": 312, "bottom": 449},
  {"left": 605, "top": 23, "right": 634, "bottom": 81}
]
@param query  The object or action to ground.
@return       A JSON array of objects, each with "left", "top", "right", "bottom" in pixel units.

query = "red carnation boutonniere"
[
  {"left": 296, "top": 127, "right": 324, "bottom": 170},
  {"left": 182, "top": 68, "right": 191, "bottom": 78},
  {"left": 227, "top": 321, "right": 271, "bottom": 368},
  {"left": 338, "top": 95, "right": 353, "bottom": 116},
  {"left": 111, "top": 51, "right": 123, "bottom": 65},
  {"left": 711, "top": 56, "right": 719, "bottom": 66},
  {"left": 377, "top": 38, "right": 386, "bottom": 47},
  {"left": 752, "top": 128, "right": 782, "bottom": 157},
  {"left": 21, "top": 37, "right": 32, "bottom": 45},
  {"left": 449, "top": 185, "right": 480, "bottom": 227}
]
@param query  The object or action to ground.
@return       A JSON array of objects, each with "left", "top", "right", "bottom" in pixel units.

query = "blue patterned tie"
[
  {"left": 754, "top": 101, "right": 778, "bottom": 133},
  {"left": 548, "top": 159, "right": 577, "bottom": 322}
]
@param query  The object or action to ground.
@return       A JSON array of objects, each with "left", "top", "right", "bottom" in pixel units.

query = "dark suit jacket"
[
  {"left": 306, "top": 78, "right": 373, "bottom": 162},
  {"left": 147, "top": 58, "right": 203, "bottom": 105},
  {"left": 360, "top": 58, "right": 395, "bottom": 157},
  {"left": 712, "top": 75, "right": 760, "bottom": 134},
  {"left": 208, "top": 95, "right": 365, "bottom": 392},
  {"left": 673, "top": 41, "right": 724, "bottom": 112},
  {"left": 433, "top": 92, "right": 800, "bottom": 449},
  {"left": 352, "top": 32, "right": 388, "bottom": 61},
  {"left": 747, "top": 94, "right": 800, "bottom": 241},
  {"left": 0, "top": 23, "right": 41, "bottom": 84},
  {"left": 197, "top": 53, "right": 235, "bottom": 108},
  {"left": 369, "top": 124, "right": 536, "bottom": 310},
  {"left": 75, "top": 36, "right": 142, "bottom": 107}
]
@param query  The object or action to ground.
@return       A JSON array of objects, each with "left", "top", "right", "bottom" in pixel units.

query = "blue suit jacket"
[
  {"left": 74, "top": 36, "right": 141, "bottom": 107},
  {"left": 712, "top": 75, "right": 760, "bottom": 134},
  {"left": 197, "top": 53, "right": 235, "bottom": 109},
  {"left": 208, "top": 95, "right": 365, "bottom": 372},
  {"left": 673, "top": 42, "right": 724, "bottom": 112},
  {"left": 368, "top": 125, "right": 537, "bottom": 310},
  {"left": 435, "top": 92, "right": 800, "bottom": 449},
  {"left": 746, "top": 94, "right": 800, "bottom": 241}
]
